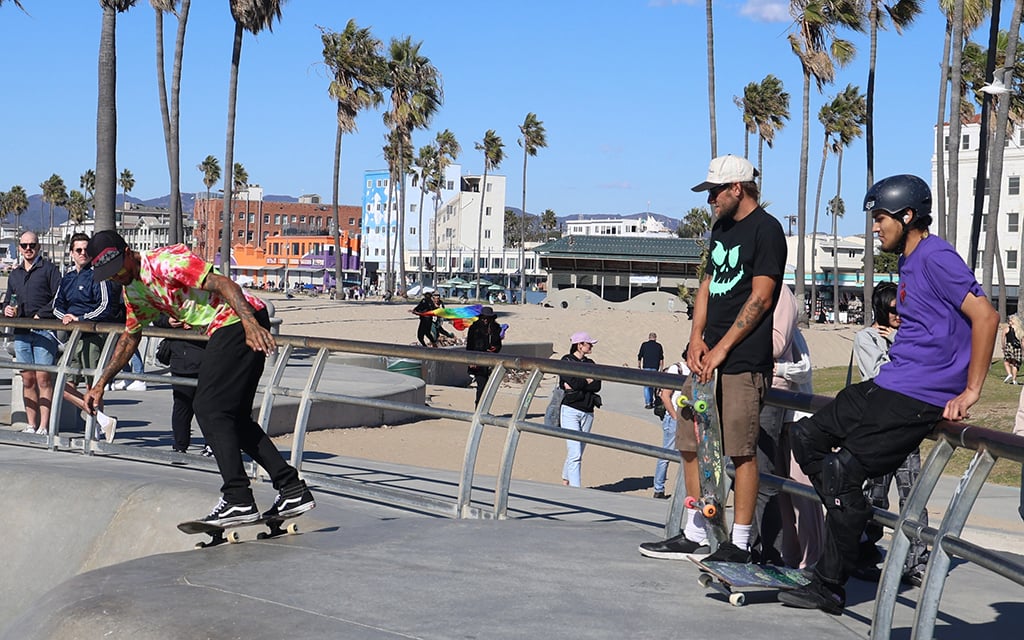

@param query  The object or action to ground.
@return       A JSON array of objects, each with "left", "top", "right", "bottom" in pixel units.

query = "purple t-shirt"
[{"left": 874, "top": 234, "right": 986, "bottom": 407}]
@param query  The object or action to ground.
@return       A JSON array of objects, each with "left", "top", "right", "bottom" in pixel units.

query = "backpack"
[
  {"left": 1009, "top": 326, "right": 1021, "bottom": 349},
  {"left": 652, "top": 362, "right": 687, "bottom": 419}
]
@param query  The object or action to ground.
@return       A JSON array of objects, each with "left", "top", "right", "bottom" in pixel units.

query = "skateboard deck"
[
  {"left": 689, "top": 557, "right": 810, "bottom": 607},
  {"left": 177, "top": 516, "right": 301, "bottom": 548},
  {"left": 677, "top": 372, "right": 729, "bottom": 547}
]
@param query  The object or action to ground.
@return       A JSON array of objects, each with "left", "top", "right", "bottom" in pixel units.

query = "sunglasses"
[
  {"left": 71, "top": 248, "right": 88, "bottom": 254},
  {"left": 889, "top": 306, "right": 899, "bottom": 315},
  {"left": 708, "top": 183, "right": 732, "bottom": 199},
  {"left": 20, "top": 243, "right": 38, "bottom": 249}
]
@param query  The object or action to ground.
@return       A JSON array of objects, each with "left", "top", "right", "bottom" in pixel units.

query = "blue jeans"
[
  {"left": 560, "top": 405, "right": 594, "bottom": 488},
  {"left": 642, "top": 367, "right": 657, "bottom": 406},
  {"left": 14, "top": 330, "right": 58, "bottom": 365},
  {"left": 654, "top": 414, "right": 677, "bottom": 493}
]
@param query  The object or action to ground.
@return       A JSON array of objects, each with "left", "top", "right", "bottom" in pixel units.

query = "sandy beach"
[{"left": 266, "top": 292, "right": 861, "bottom": 498}]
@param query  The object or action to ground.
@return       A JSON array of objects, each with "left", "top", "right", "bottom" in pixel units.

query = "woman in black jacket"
[{"left": 559, "top": 331, "right": 601, "bottom": 487}]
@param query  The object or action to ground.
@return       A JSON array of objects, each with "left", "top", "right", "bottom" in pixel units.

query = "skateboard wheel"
[
  {"left": 684, "top": 496, "right": 698, "bottom": 509},
  {"left": 698, "top": 573, "right": 713, "bottom": 589},
  {"left": 729, "top": 593, "right": 745, "bottom": 607},
  {"left": 703, "top": 504, "right": 717, "bottom": 518},
  {"left": 694, "top": 400, "right": 707, "bottom": 413},
  {"left": 675, "top": 395, "right": 689, "bottom": 408},
  {"left": 226, "top": 530, "right": 240, "bottom": 543},
  {"left": 286, "top": 522, "right": 299, "bottom": 534}
]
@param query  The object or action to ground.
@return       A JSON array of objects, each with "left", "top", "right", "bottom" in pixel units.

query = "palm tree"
[
  {"left": 152, "top": 0, "right": 192, "bottom": 245},
  {"left": 80, "top": 169, "right": 96, "bottom": 218},
  {"left": 41, "top": 174, "right": 68, "bottom": 255},
  {"left": 431, "top": 129, "right": 460, "bottom": 284},
  {"left": 787, "top": 0, "right": 864, "bottom": 317},
  {"left": 735, "top": 83, "right": 758, "bottom": 160},
  {"left": 518, "top": 112, "right": 547, "bottom": 304},
  {"left": 0, "top": 2, "right": 26, "bottom": 11},
  {"left": 198, "top": 155, "right": 221, "bottom": 202},
  {"left": 474, "top": 129, "right": 504, "bottom": 300},
  {"left": 6, "top": 185, "right": 28, "bottom": 230},
  {"left": 233, "top": 162, "right": 249, "bottom": 242},
  {"left": 413, "top": 144, "right": 437, "bottom": 286},
  {"left": 119, "top": 168, "right": 135, "bottom": 215},
  {"left": 678, "top": 206, "right": 713, "bottom": 238},
  {"left": 705, "top": 0, "right": 717, "bottom": 157},
  {"left": 541, "top": 208, "right": 558, "bottom": 239},
  {"left": 750, "top": 74, "right": 790, "bottom": 191},
  {"left": 221, "top": 0, "right": 284, "bottom": 275},
  {"left": 320, "top": 20, "right": 384, "bottom": 299},
  {"left": 66, "top": 190, "right": 90, "bottom": 232},
  {"left": 95, "top": 1, "right": 138, "bottom": 232},
  {"left": 382, "top": 36, "right": 443, "bottom": 294}
]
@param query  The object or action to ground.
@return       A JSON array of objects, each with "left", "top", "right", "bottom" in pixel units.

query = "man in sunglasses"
[
  {"left": 3, "top": 231, "right": 62, "bottom": 435},
  {"left": 82, "top": 230, "right": 314, "bottom": 528},
  {"left": 53, "top": 232, "right": 124, "bottom": 441}
]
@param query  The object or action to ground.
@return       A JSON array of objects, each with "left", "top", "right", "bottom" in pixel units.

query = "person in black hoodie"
[
  {"left": 465, "top": 306, "right": 502, "bottom": 406},
  {"left": 559, "top": 331, "right": 601, "bottom": 487},
  {"left": 154, "top": 314, "right": 208, "bottom": 454}
]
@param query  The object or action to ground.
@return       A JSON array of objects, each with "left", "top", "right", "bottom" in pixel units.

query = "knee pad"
[
  {"left": 788, "top": 418, "right": 831, "bottom": 475},
  {"left": 822, "top": 448, "right": 867, "bottom": 508}
]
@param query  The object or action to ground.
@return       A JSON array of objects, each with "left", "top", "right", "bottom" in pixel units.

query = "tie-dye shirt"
[{"left": 123, "top": 244, "right": 265, "bottom": 336}]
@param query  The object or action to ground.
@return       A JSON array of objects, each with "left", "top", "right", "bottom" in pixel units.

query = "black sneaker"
[
  {"left": 638, "top": 533, "right": 710, "bottom": 560},
  {"left": 652, "top": 491, "right": 668, "bottom": 499},
  {"left": 778, "top": 577, "right": 846, "bottom": 615},
  {"left": 704, "top": 541, "right": 752, "bottom": 564},
  {"left": 262, "top": 481, "right": 316, "bottom": 520},
  {"left": 198, "top": 499, "right": 260, "bottom": 528}
]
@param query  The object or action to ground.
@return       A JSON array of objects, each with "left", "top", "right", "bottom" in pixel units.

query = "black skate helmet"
[{"left": 863, "top": 174, "right": 932, "bottom": 230}]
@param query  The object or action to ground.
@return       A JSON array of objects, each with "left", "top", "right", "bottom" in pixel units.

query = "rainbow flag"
[{"left": 424, "top": 304, "right": 483, "bottom": 331}]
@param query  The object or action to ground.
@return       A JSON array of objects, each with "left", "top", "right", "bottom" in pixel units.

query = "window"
[
  {"left": 274, "top": 215, "right": 281, "bottom": 224},
  {"left": 491, "top": 258, "right": 501, "bottom": 268},
  {"left": 249, "top": 213, "right": 255, "bottom": 223},
  {"left": 366, "top": 204, "right": 372, "bottom": 212},
  {"left": 1010, "top": 176, "right": 1020, "bottom": 195},
  {"left": 299, "top": 216, "right": 306, "bottom": 224},
  {"left": 485, "top": 206, "right": 492, "bottom": 216},
  {"left": 376, "top": 179, "right": 383, "bottom": 187},
  {"left": 1009, "top": 212, "right": 1020, "bottom": 233},
  {"left": 264, "top": 214, "right": 269, "bottom": 224},
  {"left": 1008, "top": 250, "right": 1019, "bottom": 270},
  {"left": 366, "top": 179, "right": 372, "bottom": 188},
  {"left": 507, "top": 258, "right": 518, "bottom": 269},
  {"left": 291, "top": 215, "right": 297, "bottom": 223},
  {"left": 237, "top": 230, "right": 244, "bottom": 238},
  {"left": 410, "top": 204, "right": 417, "bottom": 213},
  {"left": 973, "top": 178, "right": 990, "bottom": 196},
  {"left": 962, "top": 133, "right": 970, "bottom": 150},
  {"left": 944, "top": 135, "right": 949, "bottom": 151},
  {"left": 238, "top": 212, "right": 245, "bottom": 220},
  {"left": 525, "top": 258, "right": 534, "bottom": 269},
  {"left": 348, "top": 218, "right": 355, "bottom": 225},
  {"left": 484, "top": 230, "right": 491, "bottom": 239},
  {"left": 446, "top": 180, "right": 454, "bottom": 190},
  {"left": 410, "top": 227, "right": 416, "bottom": 235}
]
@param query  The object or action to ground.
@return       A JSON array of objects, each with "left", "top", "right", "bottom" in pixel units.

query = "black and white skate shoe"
[
  {"left": 262, "top": 482, "right": 316, "bottom": 520},
  {"left": 198, "top": 499, "right": 260, "bottom": 528}
]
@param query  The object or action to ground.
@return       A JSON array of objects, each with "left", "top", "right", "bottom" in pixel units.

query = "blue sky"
[{"left": 0, "top": 1, "right": 988, "bottom": 237}]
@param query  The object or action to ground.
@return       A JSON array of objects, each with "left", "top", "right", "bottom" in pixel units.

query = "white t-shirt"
[{"left": 662, "top": 361, "right": 691, "bottom": 410}]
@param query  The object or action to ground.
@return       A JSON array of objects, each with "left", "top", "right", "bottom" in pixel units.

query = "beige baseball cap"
[{"left": 691, "top": 154, "right": 759, "bottom": 192}]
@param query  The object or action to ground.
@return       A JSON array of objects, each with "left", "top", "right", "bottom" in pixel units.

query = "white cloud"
[{"left": 739, "top": 1, "right": 790, "bottom": 23}]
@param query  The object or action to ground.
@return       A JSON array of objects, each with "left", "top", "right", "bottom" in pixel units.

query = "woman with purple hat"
[{"left": 559, "top": 331, "right": 602, "bottom": 487}]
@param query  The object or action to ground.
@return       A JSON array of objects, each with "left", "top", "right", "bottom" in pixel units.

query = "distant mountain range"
[{"left": 8, "top": 193, "right": 680, "bottom": 234}]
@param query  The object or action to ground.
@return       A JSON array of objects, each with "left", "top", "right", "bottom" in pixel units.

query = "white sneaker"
[
  {"left": 35, "top": 427, "right": 48, "bottom": 435},
  {"left": 109, "top": 380, "right": 127, "bottom": 391},
  {"left": 103, "top": 416, "right": 117, "bottom": 443},
  {"left": 126, "top": 380, "right": 147, "bottom": 392},
  {"left": 21, "top": 426, "right": 37, "bottom": 434}
]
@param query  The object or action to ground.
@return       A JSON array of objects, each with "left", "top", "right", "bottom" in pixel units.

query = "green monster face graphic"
[{"left": 708, "top": 241, "right": 743, "bottom": 297}]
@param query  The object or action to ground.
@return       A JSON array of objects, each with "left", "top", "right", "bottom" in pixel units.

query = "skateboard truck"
[{"left": 684, "top": 495, "right": 720, "bottom": 519}]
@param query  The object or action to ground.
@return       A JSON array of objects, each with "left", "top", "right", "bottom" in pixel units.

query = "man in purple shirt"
[{"left": 779, "top": 175, "right": 999, "bottom": 614}]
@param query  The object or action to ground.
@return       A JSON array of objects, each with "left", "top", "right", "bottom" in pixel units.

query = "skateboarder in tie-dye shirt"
[{"left": 83, "top": 231, "right": 315, "bottom": 527}]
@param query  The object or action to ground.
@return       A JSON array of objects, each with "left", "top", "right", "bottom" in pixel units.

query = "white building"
[
  {"left": 562, "top": 214, "right": 673, "bottom": 237},
  {"left": 933, "top": 115, "right": 1022, "bottom": 303}
]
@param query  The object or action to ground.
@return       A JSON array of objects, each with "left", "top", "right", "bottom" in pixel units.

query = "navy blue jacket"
[
  {"left": 5, "top": 258, "right": 61, "bottom": 332},
  {"left": 53, "top": 265, "right": 124, "bottom": 323}
]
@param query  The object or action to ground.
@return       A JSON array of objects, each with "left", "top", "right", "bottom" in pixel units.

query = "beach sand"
[{"left": 267, "top": 292, "right": 860, "bottom": 499}]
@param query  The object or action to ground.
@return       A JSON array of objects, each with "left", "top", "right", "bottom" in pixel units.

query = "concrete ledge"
[{"left": 542, "top": 287, "right": 689, "bottom": 313}]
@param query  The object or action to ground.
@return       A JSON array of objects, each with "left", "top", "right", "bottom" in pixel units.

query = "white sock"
[
  {"left": 96, "top": 411, "right": 111, "bottom": 430},
  {"left": 684, "top": 508, "right": 708, "bottom": 544},
  {"left": 732, "top": 523, "right": 752, "bottom": 550}
]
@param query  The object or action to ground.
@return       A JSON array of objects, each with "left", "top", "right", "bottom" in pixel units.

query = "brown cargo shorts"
[{"left": 674, "top": 371, "right": 766, "bottom": 457}]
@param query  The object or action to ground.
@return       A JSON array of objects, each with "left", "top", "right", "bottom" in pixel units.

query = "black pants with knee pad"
[{"left": 789, "top": 381, "right": 941, "bottom": 585}]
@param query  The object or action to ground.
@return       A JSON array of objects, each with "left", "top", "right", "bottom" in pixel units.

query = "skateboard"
[
  {"left": 689, "top": 557, "right": 810, "bottom": 607},
  {"left": 676, "top": 371, "right": 729, "bottom": 547},
  {"left": 177, "top": 516, "right": 301, "bottom": 548}
]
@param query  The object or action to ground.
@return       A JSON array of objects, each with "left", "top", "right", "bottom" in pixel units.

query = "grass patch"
[{"left": 810, "top": 363, "right": 1022, "bottom": 487}]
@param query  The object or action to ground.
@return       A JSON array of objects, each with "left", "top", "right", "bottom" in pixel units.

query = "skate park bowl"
[{"left": 0, "top": 320, "right": 1022, "bottom": 638}]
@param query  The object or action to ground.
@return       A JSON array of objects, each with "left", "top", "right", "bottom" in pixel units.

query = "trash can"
[{"left": 386, "top": 358, "right": 422, "bottom": 379}]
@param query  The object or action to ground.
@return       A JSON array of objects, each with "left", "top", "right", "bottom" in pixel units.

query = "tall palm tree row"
[
  {"left": 95, "top": 1, "right": 138, "bottom": 233},
  {"left": 320, "top": 20, "right": 384, "bottom": 299},
  {"left": 381, "top": 36, "right": 442, "bottom": 294},
  {"left": 151, "top": 0, "right": 192, "bottom": 245},
  {"left": 220, "top": 0, "right": 283, "bottom": 275},
  {"left": 517, "top": 112, "right": 547, "bottom": 304},
  {"left": 827, "top": 86, "right": 866, "bottom": 322},
  {"left": 787, "top": 0, "right": 864, "bottom": 318},
  {"left": 474, "top": 130, "right": 504, "bottom": 301}
]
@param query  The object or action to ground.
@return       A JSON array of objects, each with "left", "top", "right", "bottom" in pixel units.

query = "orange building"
[
  {"left": 192, "top": 194, "right": 362, "bottom": 263},
  {"left": 228, "top": 233, "right": 361, "bottom": 289}
]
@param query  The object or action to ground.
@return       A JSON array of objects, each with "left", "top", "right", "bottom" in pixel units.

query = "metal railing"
[{"left": 0, "top": 318, "right": 1021, "bottom": 639}]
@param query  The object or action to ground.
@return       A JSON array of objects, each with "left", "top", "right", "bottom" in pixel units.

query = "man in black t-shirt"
[
  {"left": 637, "top": 332, "right": 664, "bottom": 409},
  {"left": 639, "top": 155, "right": 786, "bottom": 564}
]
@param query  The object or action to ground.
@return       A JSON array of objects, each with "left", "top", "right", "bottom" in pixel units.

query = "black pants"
[
  {"left": 789, "top": 381, "right": 940, "bottom": 586},
  {"left": 192, "top": 308, "right": 299, "bottom": 504},
  {"left": 472, "top": 367, "right": 493, "bottom": 406},
  {"left": 417, "top": 318, "right": 435, "bottom": 347},
  {"left": 171, "top": 375, "right": 198, "bottom": 451}
]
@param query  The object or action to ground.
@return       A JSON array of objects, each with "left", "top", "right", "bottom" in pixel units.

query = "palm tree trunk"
[
  {"left": 795, "top": 71, "right": 811, "bottom": 318},
  {"left": 170, "top": 0, "right": 190, "bottom": 245},
  {"left": 432, "top": 192, "right": 440, "bottom": 288},
  {"left": 863, "top": 4, "right": 879, "bottom": 327},
  {"left": 833, "top": 149, "right": 844, "bottom": 324},
  {"left": 476, "top": 169, "right": 488, "bottom": 301},
  {"left": 946, "top": 0, "right": 966, "bottom": 252},
  {"left": 969, "top": 0, "right": 1002, "bottom": 271},
  {"left": 520, "top": 147, "right": 529, "bottom": 305},
  {"left": 94, "top": 5, "right": 118, "bottom": 232},
  {"left": 705, "top": 0, "right": 717, "bottom": 157},
  {"left": 417, "top": 173, "right": 426, "bottom": 285},
  {"left": 398, "top": 158, "right": 407, "bottom": 294},
  {"left": 935, "top": 16, "right": 953, "bottom": 239},
  {"left": 811, "top": 141, "right": 828, "bottom": 322},
  {"left": 385, "top": 167, "right": 394, "bottom": 293},
  {"left": 756, "top": 136, "right": 765, "bottom": 194},
  {"left": 332, "top": 119, "right": 343, "bottom": 300},
  {"left": 155, "top": 7, "right": 173, "bottom": 239},
  {"left": 220, "top": 22, "right": 244, "bottom": 276}
]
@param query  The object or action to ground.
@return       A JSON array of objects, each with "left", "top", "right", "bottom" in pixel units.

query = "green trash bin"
[{"left": 386, "top": 358, "right": 422, "bottom": 379}]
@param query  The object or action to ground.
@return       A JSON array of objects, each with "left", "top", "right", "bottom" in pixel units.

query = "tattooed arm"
[
  {"left": 83, "top": 330, "right": 141, "bottom": 414},
  {"left": 201, "top": 272, "right": 277, "bottom": 355},
  {"left": 696, "top": 275, "right": 777, "bottom": 381}
]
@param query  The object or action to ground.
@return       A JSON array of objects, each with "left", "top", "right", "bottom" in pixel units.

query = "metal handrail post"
[
  {"left": 871, "top": 438, "right": 955, "bottom": 639},
  {"left": 494, "top": 367, "right": 544, "bottom": 519},
  {"left": 456, "top": 363, "right": 506, "bottom": 519},
  {"left": 289, "top": 347, "right": 330, "bottom": 473},
  {"left": 911, "top": 448, "right": 996, "bottom": 640}
]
